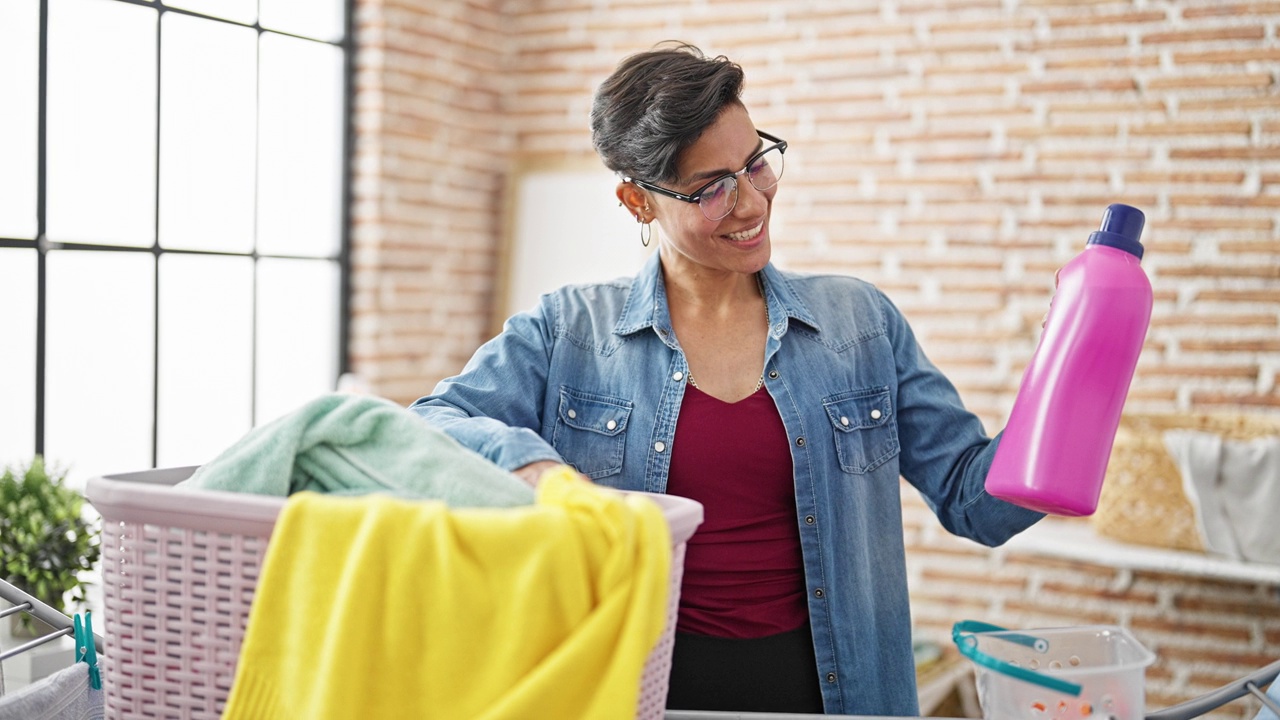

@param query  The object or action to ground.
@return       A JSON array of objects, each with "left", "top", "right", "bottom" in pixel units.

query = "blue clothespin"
[{"left": 74, "top": 612, "right": 101, "bottom": 690}]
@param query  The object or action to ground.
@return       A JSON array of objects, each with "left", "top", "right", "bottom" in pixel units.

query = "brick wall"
[
  {"left": 351, "top": 1, "right": 1280, "bottom": 715},
  {"left": 349, "top": 0, "right": 512, "bottom": 403}
]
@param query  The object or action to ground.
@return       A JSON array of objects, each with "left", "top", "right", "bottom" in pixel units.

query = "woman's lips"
[{"left": 725, "top": 220, "right": 764, "bottom": 242}]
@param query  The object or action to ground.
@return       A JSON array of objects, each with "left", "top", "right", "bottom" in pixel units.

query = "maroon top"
[{"left": 666, "top": 383, "right": 809, "bottom": 638}]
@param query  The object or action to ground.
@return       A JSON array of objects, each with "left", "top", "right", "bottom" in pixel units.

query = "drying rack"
[
  {"left": 1144, "top": 657, "right": 1280, "bottom": 720},
  {"left": 0, "top": 577, "right": 103, "bottom": 662}
]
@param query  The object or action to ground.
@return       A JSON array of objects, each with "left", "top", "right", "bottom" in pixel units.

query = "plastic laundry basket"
[
  {"left": 87, "top": 466, "right": 703, "bottom": 720},
  {"left": 953, "top": 621, "right": 1156, "bottom": 720}
]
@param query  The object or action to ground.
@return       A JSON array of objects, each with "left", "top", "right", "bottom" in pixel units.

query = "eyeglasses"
[{"left": 625, "top": 130, "right": 787, "bottom": 222}]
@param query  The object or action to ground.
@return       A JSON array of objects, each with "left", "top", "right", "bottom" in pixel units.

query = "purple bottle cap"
[{"left": 1087, "top": 204, "right": 1145, "bottom": 259}]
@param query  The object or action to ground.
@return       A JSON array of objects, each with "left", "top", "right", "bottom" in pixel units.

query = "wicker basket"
[
  {"left": 1091, "top": 413, "right": 1280, "bottom": 553},
  {"left": 87, "top": 466, "right": 703, "bottom": 720}
]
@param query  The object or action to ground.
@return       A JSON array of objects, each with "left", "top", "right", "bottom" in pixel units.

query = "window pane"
[
  {"left": 157, "top": 254, "right": 253, "bottom": 467},
  {"left": 45, "top": 250, "right": 155, "bottom": 483},
  {"left": 255, "top": 258, "right": 338, "bottom": 424},
  {"left": 257, "top": 33, "right": 343, "bottom": 258},
  {"left": 0, "top": 0, "right": 39, "bottom": 240},
  {"left": 260, "top": 0, "right": 344, "bottom": 44},
  {"left": 0, "top": 250, "right": 37, "bottom": 468},
  {"left": 165, "top": 0, "right": 255, "bottom": 25},
  {"left": 159, "top": 14, "right": 256, "bottom": 253},
  {"left": 46, "top": 0, "right": 157, "bottom": 247}
]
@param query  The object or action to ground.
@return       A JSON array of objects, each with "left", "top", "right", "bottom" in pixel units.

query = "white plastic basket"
[
  {"left": 953, "top": 621, "right": 1156, "bottom": 720},
  {"left": 87, "top": 466, "right": 703, "bottom": 720}
]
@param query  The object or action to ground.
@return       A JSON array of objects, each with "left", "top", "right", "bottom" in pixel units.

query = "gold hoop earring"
[{"left": 640, "top": 221, "right": 652, "bottom": 247}]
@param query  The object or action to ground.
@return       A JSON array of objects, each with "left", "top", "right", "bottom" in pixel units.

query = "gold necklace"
[{"left": 686, "top": 301, "right": 770, "bottom": 392}]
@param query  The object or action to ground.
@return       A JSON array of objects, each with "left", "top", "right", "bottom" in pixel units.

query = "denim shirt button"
[
  {"left": 654, "top": 442, "right": 666, "bottom": 453},
  {"left": 840, "top": 416, "right": 849, "bottom": 427},
  {"left": 813, "top": 587, "right": 824, "bottom": 598},
  {"left": 606, "top": 420, "right": 617, "bottom": 430},
  {"left": 805, "top": 515, "right": 816, "bottom": 525},
  {"left": 768, "top": 370, "right": 779, "bottom": 379},
  {"left": 826, "top": 672, "right": 837, "bottom": 683},
  {"left": 870, "top": 409, "right": 882, "bottom": 420},
  {"left": 795, "top": 437, "right": 806, "bottom": 447},
  {"left": 567, "top": 409, "right": 577, "bottom": 419},
  {"left": 672, "top": 371, "right": 684, "bottom": 382}
]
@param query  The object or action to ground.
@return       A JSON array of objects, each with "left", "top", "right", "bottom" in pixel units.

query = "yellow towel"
[{"left": 222, "top": 467, "right": 670, "bottom": 720}]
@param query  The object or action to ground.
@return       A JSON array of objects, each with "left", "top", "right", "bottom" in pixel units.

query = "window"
[{"left": 0, "top": 0, "right": 351, "bottom": 481}]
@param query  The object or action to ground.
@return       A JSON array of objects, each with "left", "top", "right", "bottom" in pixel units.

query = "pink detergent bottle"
[{"left": 985, "top": 204, "right": 1153, "bottom": 516}]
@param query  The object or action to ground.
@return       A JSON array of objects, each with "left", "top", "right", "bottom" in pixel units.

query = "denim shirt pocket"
[
  {"left": 551, "top": 386, "right": 632, "bottom": 480},
  {"left": 822, "top": 387, "right": 900, "bottom": 474}
]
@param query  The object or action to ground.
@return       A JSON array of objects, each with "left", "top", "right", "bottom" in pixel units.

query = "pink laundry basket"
[{"left": 86, "top": 466, "right": 703, "bottom": 720}]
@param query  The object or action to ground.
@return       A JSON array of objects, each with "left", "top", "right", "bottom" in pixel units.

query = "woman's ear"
[{"left": 616, "top": 182, "right": 651, "bottom": 222}]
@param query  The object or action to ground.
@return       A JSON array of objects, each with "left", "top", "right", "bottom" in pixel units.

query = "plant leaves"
[{"left": 0, "top": 455, "right": 101, "bottom": 612}]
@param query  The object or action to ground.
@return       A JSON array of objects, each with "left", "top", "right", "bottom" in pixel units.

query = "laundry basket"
[
  {"left": 1092, "top": 413, "right": 1280, "bottom": 552},
  {"left": 86, "top": 466, "right": 703, "bottom": 720},
  {"left": 953, "top": 621, "right": 1156, "bottom": 720}
]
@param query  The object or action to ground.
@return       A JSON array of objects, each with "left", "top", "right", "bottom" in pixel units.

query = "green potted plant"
[{"left": 0, "top": 455, "right": 101, "bottom": 635}]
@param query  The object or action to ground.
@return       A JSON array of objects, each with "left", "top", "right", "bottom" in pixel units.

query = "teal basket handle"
[{"left": 952, "top": 620, "right": 1084, "bottom": 697}]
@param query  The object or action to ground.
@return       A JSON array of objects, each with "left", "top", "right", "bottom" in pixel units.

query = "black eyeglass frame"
[{"left": 624, "top": 130, "right": 788, "bottom": 216}]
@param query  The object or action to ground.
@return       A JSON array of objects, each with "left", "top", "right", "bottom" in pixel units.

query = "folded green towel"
[{"left": 179, "top": 393, "right": 534, "bottom": 508}]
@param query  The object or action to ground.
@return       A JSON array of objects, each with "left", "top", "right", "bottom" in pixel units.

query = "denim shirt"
[{"left": 410, "top": 250, "right": 1043, "bottom": 716}]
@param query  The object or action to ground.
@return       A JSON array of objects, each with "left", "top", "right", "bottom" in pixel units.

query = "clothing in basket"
[
  {"left": 1163, "top": 430, "right": 1280, "bottom": 563},
  {"left": 222, "top": 467, "right": 671, "bottom": 720},
  {"left": 180, "top": 392, "right": 533, "bottom": 507}
]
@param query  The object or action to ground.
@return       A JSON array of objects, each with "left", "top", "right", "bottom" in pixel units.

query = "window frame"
[{"left": 0, "top": 0, "right": 355, "bottom": 467}]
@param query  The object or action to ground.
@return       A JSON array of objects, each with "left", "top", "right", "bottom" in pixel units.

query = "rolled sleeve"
[{"left": 409, "top": 298, "right": 565, "bottom": 472}]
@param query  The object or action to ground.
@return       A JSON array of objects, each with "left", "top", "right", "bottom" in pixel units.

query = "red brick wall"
[{"left": 351, "top": 1, "right": 1280, "bottom": 716}]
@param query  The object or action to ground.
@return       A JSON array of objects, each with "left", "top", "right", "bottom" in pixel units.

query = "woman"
[{"left": 410, "top": 42, "right": 1044, "bottom": 716}]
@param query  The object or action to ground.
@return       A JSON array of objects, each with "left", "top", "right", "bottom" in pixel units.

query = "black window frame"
[{"left": 0, "top": 0, "right": 355, "bottom": 466}]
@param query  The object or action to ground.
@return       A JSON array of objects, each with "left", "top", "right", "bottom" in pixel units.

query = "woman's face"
[{"left": 651, "top": 103, "right": 777, "bottom": 278}]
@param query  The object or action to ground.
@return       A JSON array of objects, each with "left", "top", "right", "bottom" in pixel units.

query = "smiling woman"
[{"left": 410, "top": 41, "right": 1046, "bottom": 717}]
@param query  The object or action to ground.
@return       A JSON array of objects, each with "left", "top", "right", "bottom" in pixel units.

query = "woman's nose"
[{"left": 732, "top": 177, "right": 769, "bottom": 218}]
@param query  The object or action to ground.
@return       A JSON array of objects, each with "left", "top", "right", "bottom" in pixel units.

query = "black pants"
[{"left": 665, "top": 622, "right": 826, "bottom": 714}]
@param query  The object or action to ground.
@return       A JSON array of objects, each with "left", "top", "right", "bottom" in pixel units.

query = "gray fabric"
[
  {"left": 1165, "top": 430, "right": 1280, "bottom": 563},
  {"left": 1165, "top": 430, "right": 1241, "bottom": 558},
  {"left": 0, "top": 662, "right": 102, "bottom": 720}
]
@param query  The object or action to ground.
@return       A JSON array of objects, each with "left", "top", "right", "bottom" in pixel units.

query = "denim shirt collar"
[
  {"left": 613, "top": 249, "right": 823, "bottom": 341},
  {"left": 613, "top": 251, "right": 667, "bottom": 339}
]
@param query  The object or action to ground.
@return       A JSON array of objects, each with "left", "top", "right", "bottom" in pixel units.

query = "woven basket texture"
[{"left": 1091, "top": 413, "right": 1280, "bottom": 553}]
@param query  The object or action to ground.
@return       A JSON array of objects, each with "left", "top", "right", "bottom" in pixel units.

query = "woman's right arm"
[{"left": 409, "top": 300, "right": 566, "bottom": 475}]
